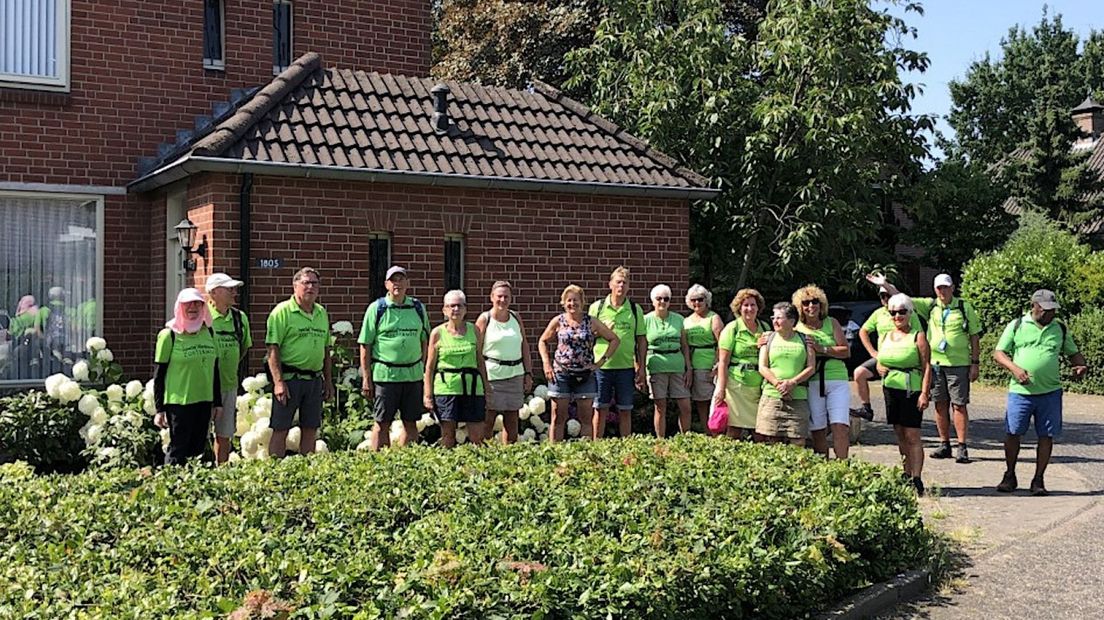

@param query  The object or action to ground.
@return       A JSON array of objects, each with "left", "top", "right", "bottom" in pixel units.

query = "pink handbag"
[{"left": 707, "top": 400, "right": 729, "bottom": 435}]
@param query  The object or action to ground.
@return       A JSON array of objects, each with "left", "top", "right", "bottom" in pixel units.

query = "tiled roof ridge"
[
  {"left": 192, "top": 52, "right": 323, "bottom": 156},
  {"left": 530, "top": 79, "right": 712, "bottom": 189}
]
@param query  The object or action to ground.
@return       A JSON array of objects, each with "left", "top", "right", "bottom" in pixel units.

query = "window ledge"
[{"left": 0, "top": 87, "right": 71, "bottom": 106}]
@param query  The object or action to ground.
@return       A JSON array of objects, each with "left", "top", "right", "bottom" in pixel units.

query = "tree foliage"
[{"left": 566, "top": 0, "right": 931, "bottom": 296}]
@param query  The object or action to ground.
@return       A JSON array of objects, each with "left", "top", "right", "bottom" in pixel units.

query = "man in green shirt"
[
  {"left": 588, "top": 266, "right": 647, "bottom": 439},
  {"left": 359, "top": 266, "right": 431, "bottom": 450},
  {"left": 266, "top": 267, "right": 334, "bottom": 457},
  {"left": 993, "top": 290, "right": 1087, "bottom": 496},
  {"left": 206, "top": 272, "right": 252, "bottom": 465}
]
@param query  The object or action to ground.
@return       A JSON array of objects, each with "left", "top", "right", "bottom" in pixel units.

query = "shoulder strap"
[
  {"left": 411, "top": 299, "right": 428, "bottom": 335},
  {"left": 765, "top": 330, "right": 776, "bottom": 350},
  {"left": 958, "top": 299, "right": 969, "bottom": 333},
  {"left": 632, "top": 300, "right": 642, "bottom": 324},
  {"left": 230, "top": 307, "right": 245, "bottom": 347},
  {"left": 373, "top": 297, "right": 388, "bottom": 330},
  {"left": 596, "top": 297, "right": 606, "bottom": 317},
  {"left": 757, "top": 319, "right": 770, "bottom": 332}
]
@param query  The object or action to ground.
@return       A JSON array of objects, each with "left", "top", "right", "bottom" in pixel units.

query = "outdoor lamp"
[{"left": 174, "top": 218, "right": 208, "bottom": 272}]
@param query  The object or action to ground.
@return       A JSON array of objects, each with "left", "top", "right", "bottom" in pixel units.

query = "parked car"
[{"left": 828, "top": 301, "right": 881, "bottom": 374}]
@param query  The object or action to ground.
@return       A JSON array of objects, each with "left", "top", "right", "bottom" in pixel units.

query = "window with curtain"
[
  {"left": 203, "top": 0, "right": 224, "bottom": 69},
  {"left": 0, "top": 193, "right": 101, "bottom": 385},
  {"left": 444, "top": 235, "right": 464, "bottom": 291},
  {"left": 272, "top": 0, "right": 292, "bottom": 74},
  {"left": 368, "top": 233, "right": 390, "bottom": 301},
  {"left": 0, "top": 0, "right": 69, "bottom": 90}
]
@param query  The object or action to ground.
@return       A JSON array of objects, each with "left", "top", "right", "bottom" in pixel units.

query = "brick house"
[{"left": 0, "top": 1, "right": 716, "bottom": 386}]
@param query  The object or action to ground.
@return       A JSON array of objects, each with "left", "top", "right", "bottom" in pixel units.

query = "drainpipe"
[{"left": 238, "top": 173, "right": 253, "bottom": 311}]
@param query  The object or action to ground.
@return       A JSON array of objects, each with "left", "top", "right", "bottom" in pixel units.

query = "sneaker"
[
  {"left": 955, "top": 444, "right": 971, "bottom": 464},
  {"left": 912, "top": 477, "right": 925, "bottom": 496},
  {"left": 1030, "top": 477, "right": 1048, "bottom": 496},
  {"left": 996, "top": 471, "right": 1017, "bottom": 493},
  {"left": 930, "top": 443, "right": 952, "bottom": 459},
  {"left": 850, "top": 403, "right": 874, "bottom": 421}
]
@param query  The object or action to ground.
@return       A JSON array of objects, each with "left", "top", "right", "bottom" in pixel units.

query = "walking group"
[{"left": 152, "top": 265, "right": 1087, "bottom": 497}]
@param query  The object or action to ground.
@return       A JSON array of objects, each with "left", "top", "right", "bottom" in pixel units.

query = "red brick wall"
[{"left": 129, "top": 174, "right": 690, "bottom": 373}]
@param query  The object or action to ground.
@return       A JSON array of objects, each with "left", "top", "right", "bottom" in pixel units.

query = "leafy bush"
[
  {"left": 0, "top": 436, "right": 935, "bottom": 618},
  {"left": 1064, "top": 309, "right": 1104, "bottom": 394},
  {"left": 961, "top": 213, "right": 1092, "bottom": 331},
  {"left": 0, "top": 390, "right": 86, "bottom": 472}
]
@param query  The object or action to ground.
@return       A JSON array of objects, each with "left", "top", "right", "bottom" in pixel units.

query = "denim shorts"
[
  {"left": 596, "top": 368, "right": 636, "bottom": 409},
  {"left": 435, "top": 395, "right": 486, "bottom": 423},
  {"left": 548, "top": 369, "right": 597, "bottom": 401},
  {"left": 1006, "top": 390, "right": 1063, "bottom": 437}
]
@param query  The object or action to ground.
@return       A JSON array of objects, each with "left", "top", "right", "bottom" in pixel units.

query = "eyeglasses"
[
  {"left": 689, "top": 297, "right": 705, "bottom": 303},
  {"left": 771, "top": 316, "right": 788, "bottom": 322},
  {"left": 888, "top": 309, "right": 909, "bottom": 316},
  {"left": 801, "top": 299, "right": 820, "bottom": 306},
  {"left": 655, "top": 297, "right": 670, "bottom": 302},
  {"left": 446, "top": 303, "right": 466, "bottom": 309},
  {"left": 298, "top": 280, "right": 319, "bottom": 287}
]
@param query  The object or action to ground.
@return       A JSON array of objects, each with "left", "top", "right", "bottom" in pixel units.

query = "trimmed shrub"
[
  {"left": 1064, "top": 309, "right": 1104, "bottom": 394},
  {"left": 0, "top": 390, "right": 86, "bottom": 472},
  {"left": 0, "top": 436, "right": 935, "bottom": 618}
]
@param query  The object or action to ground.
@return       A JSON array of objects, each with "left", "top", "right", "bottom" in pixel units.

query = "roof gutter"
[{"left": 128, "top": 155, "right": 721, "bottom": 200}]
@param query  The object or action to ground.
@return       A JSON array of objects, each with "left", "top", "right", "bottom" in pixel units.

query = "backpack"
[
  {"left": 921, "top": 299, "right": 969, "bottom": 335},
  {"left": 373, "top": 297, "right": 429, "bottom": 335},
  {"left": 229, "top": 307, "right": 249, "bottom": 384},
  {"left": 1010, "top": 316, "right": 1067, "bottom": 346},
  {"left": 594, "top": 297, "right": 643, "bottom": 327}
]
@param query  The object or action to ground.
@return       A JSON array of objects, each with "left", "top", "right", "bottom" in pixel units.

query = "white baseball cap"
[
  {"left": 205, "top": 273, "right": 244, "bottom": 293},
  {"left": 933, "top": 274, "right": 954, "bottom": 288},
  {"left": 176, "top": 288, "right": 206, "bottom": 304}
]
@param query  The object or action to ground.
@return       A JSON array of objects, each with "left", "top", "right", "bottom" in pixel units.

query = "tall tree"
[{"left": 567, "top": 0, "right": 931, "bottom": 295}]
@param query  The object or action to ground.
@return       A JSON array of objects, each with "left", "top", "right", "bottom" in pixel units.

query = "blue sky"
[{"left": 888, "top": 0, "right": 1101, "bottom": 155}]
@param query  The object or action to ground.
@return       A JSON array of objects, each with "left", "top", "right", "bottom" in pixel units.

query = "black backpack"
[{"left": 373, "top": 297, "right": 429, "bottom": 335}]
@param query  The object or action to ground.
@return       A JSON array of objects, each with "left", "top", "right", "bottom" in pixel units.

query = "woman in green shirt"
[
  {"left": 757, "top": 302, "right": 817, "bottom": 446},
  {"left": 713, "top": 288, "right": 770, "bottom": 439},
  {"left": 153, "top": 288, "right": 222, "bottom": 465},
  {"left": 684, "top": 284, "right": 723, "bottom": 435},
  {"left": 793, "top": 284, "right": 852, "bottom": 459},
  {"left": 644, "top": 284, "right": 692, "bottom": 438},
  {"left": 877, "top": 293, "right": 932, "bottom": 495},
  {"left": 424, "top": 290, "right": 492, "bottom": 448}
]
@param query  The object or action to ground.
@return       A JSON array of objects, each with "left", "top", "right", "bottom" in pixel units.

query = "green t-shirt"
[
  {"left": 358, "top": 296, "right": 431, "bottom": 383},
  {"left": 8, "top": 312, "right": 36, "bottom": 337},
  {"left": 878, "top": 330, "right": 923, "bottom": 392},
  {"left": 432, "top": 322, "right": 484, "bottom": 396},
  {"left": 155, "top": 327, "right": 219, "bottom": 406},
  {"left": 644, "top": 311, "right": 685, "bottom": 374},
  {"left": 718, "top": 319, "right": 768, "bottom": 388},
  {"left": 996, "top": 314, "right": 1078, "bottom": 395},
  {"left": 796, "top": 320, "right": 848, "bottom": 381},
  {"left": 265, "top": 298, "right": 329, "bottom": 374},
  {"left": 762, "top": 332, "right": 809, "bottom": 400},
  {"left": 862, "top": 306, "right": 922, "bottom": 340},
  {"left": 913, "top": 296, "right": 981, "bottom": 367},
  {"left": 684, "top": 312, "right": 718, "bottom": 370},
  {"left": 209, "top": 303, "right": 252, "bottom": 392},
  {"left": 589, "top": 296, "right": 646, "bottom": 370}
]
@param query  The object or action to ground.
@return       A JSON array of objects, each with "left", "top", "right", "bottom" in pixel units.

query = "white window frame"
[
  {"left": 0, "top": 189, "right": 104, "bottom": 388},
  {"left": 272, "top": 0, "right": 293, "bottom": 75},
  {"left": 202, "top": 0, "right": 225, "bottom": 71},
  {"left": 0, "top": 0, "right": 71, "bottom": 92}
]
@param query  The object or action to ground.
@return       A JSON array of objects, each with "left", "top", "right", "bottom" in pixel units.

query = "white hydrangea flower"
[
  {"left": 105, "top": 384, "right": 124, "bottom": 403},
  {"left": 253, "top": 373, "right": 268, "bottom": 388},
  {"left": 108, "top": 401, "right": 124, "bottom": 413},
  {"left": 240, "top": 431, "right": 260, "bottom": 454},
  {"left": 228, "top": 452, "right": 242, "bottom": 463},
  {"left": 125, "top": 380, "right": 144, "bottom": 400},
  {"left": 567, "top": 419, "right": 581, "bottom": 437},
  {"left": 538, "top": 432, "right": 548, "bottom": 442},
  {"left": 528, "top": 397, "right": 546, "bottom": 416},
  {"left": 493, "top": 415, "right": 504, "bottom": 433},
  {"left": 420, "top": 413, "right": 437, "bottom": 428},
  {"left": 126, "top": 411, "right": 144, "bottom": 427},
  {"left": 97, "top": 446, "right": 119, "bottom": 459},
  {"left": 235, "top": 394, "right": 253, "bottom": 413},
  {"left": 86, "top": 424, "right": 103, "bottom": 445},
  {"left": 241, "top": 377, "right": 258, "bottom": 392},
  {"left": 90, "top": 407, "right": 108, "bottom": 425},
  {"left": 259, "top": 427, "right": 273, "bottom": 444},
  {"left": 78, "top": 394, "right": 100, "bottom": 416},
  {"left": 533, "top": 385, "right": 550, "bottom": 400},
  {"left": 332, "top": 321, "right": 354, "bottom": 335},
  {"left": 520, "top": 428, "right": 536, "bottom": 442},
  {"left": 58, "top": 380, "right": 83, "bottom": 404},
  {"left": 389, "top": 420, "right": 404, "bottom": 444},
  {"left": 72, "top": 360, "right": 90, "bottom": 382},
  {"left": 235, "top": 417, "right": 251, "bottom": 437},
  {"left": 531, "top": 416, "right": 547, "bottom": 433},
  {"left": 415, "top": 418, "right": 428, "bottom": 433},
  {"left": 251, "top": 417, "right": 270, "bottom": 434},
  {"left": 45, "top": 374, "right": 67, "bottom": 399},
  {"left": 78, "top": 421, "right": 91, "bottom": 441},
  {"left": 97, "top": 348, "right": 114, "bottom": 363},
  {"left": 285, "top": 427, "right": 302, "bottom": 452},
  {"left": 159, "top": 428, "right": 171, "bottom": 449},
  {"left": 315, "top": 440, "right": 328, "bottom": 453},
  {"left": 455, "top": 428, "right": 468, "bottom": 444},
  {"left": 85, "top": 337, "right": 107, "bottom": 352},
  {"left": 518, "top": 404, "right": 531, "bottom": 420},
  {"left": 143, "top": 399, "right": 157, "bottom": 415},
  {"left": 356, "top": 438, "right": 372, "bottom": 451}
]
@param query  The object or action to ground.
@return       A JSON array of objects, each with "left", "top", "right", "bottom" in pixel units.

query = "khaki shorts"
[
  {"left": 690, "top": 369, "right": 715, "bottom": 401},
  {"left": 756, "top": 396, "right": 811, "bottom": 439},
  {"left": 724, "top": 381, "right": 760, "bottom": 429},
  {"left": 930, "top": 365, "right": 971, "bottom": 406},
  {"left": 648, "top": 372, "right": 691, "bottom": 401},
  {"left": 487, "top": 375, "right": 526, "bottom": 412}
]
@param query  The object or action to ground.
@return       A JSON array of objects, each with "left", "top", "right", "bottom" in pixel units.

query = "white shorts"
[{"left": 808, "top": 380, "right": 850, "bottom": 431}]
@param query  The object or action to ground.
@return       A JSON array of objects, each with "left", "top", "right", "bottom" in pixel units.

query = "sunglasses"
[
  {"left": 445, "top": 303, "right": 466, "bottom": 309},
  {"left": 801, "top": 299, "right": 820, "bottom": 306},
  {"left": 888, "top": 308, "right": 909, "bottom": 316},
  {"left": 689, "top": 297, "right": 705, "bottom": 303},
  {"left": 655, "top": 297, "right": 670, "bottom": 302}
]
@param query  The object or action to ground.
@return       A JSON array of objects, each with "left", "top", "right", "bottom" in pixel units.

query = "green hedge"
[
  {"left": 0, "top": 437, "right": 934, "bottom": 618},
  {"left": 0, "top": 390, "right": 86, "bottom": 472}
]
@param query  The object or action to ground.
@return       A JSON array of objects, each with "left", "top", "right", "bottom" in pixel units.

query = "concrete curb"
[{"left": 817, "top": 569, "right": 931, "bottom": 620}]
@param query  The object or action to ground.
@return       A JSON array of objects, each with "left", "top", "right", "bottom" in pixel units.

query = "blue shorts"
[
  {"left": 596, "top": 368, "right": 636, "bottom": 410},
  {"left": 1006, "top": 390, "right": 1063, "bottom": 438},
  {"left": 548, "top": 369, "right": 597, "bottom": 401},
  {"left": 434, "top": 395, "right": 486, "bottom": 423}
]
